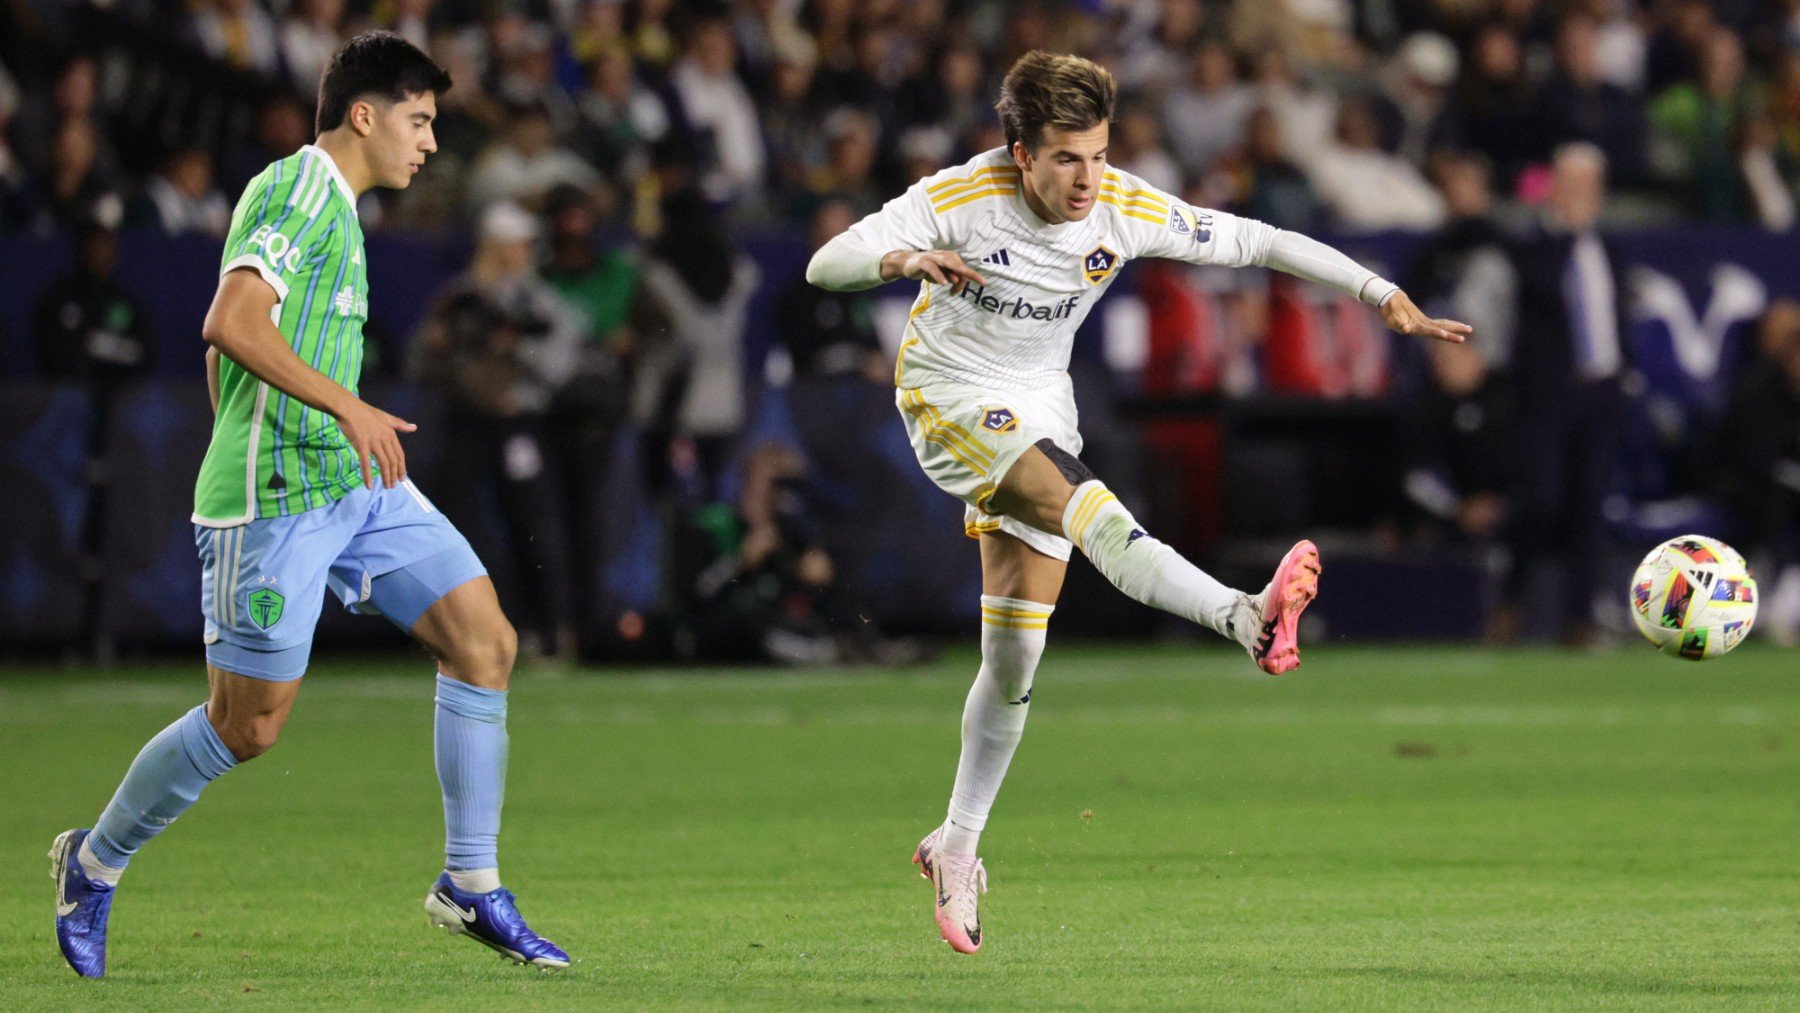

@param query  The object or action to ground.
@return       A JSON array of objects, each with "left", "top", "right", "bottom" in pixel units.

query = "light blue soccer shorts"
[{"left": 195, "top": 479, "right": 487, "bottom": 681}]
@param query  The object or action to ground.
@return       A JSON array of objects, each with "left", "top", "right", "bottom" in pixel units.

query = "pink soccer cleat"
[
  {"left": 912, "top": 826, "right": 987, "bottom": 954},
  {"left": 1248, "top": 540, "right": 1322, "bottom": 675}
]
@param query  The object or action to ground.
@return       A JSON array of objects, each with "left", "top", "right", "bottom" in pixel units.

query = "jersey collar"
[{"left": 301, "top": 144, "right": 358, "bottom": 205}]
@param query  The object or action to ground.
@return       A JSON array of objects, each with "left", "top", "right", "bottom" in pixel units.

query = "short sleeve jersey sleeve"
[
  {"left": 842, "top": 177, "right": 949, "bottom": 254},
  {"left": 219, "top": 159, "right": 338, "bottom": 303},
  {"left": 1110, "top": 174, "right": 1271, "bottom": 271}
]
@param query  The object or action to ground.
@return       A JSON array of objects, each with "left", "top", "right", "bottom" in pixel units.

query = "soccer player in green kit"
[{"left": 50, "top": 33, "right": 569, "bottom": 976}]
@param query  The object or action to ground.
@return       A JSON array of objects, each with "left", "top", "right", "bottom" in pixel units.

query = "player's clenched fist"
[
  {"left": 333, "top": 398, "right": 417, "bottom": 489},
  {"left": 1379, "top": 289, "right": 1473, "bottom": 344},
  {"left": 885, "top": 249, "right": 987, "bottom": 295}
]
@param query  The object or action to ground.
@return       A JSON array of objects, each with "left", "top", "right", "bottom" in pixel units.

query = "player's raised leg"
[
  {"left": 989, "top": 442, "right": 1321, "bottom": 673},
  {"left": 409, "top": 575, "right": 568, "bottom": 969},
  {"left": 53, "top": 667, "right": 297, "bottom": 977},
  {"left": 915, "top": 531, "right": 1064, "bottom": 953}
]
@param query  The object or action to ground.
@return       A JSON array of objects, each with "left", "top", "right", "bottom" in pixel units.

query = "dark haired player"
[
  {"left": 50, "top": 33, "right": 568, "bottom": 975},
  {"left": 807, "top": 51, "right": 1472, "bottom": 953}
]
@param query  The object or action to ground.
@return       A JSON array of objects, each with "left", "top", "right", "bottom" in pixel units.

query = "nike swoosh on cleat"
[
  {"left": 454, "top": 904, "right": 478, "bottom": 923},
  {"left": 57, "top": 900, "right": 77, "bottom": 917}
]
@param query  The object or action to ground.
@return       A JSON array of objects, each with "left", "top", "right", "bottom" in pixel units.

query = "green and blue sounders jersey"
[{"left": 193, "top": 145, "right": 371, "bottom": 526}]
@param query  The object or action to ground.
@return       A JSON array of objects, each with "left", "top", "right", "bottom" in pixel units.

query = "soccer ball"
[{"left": 1628, "top": 535, "right": 1758, "bottom": 660}]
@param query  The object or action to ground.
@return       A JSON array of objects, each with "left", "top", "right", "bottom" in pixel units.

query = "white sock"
[
  {"left": 1062, "top": 480, "right": 1251, "bottom": 643},
  {"left": 943, "top": 596, "right": 1052, "bottom": 857},
  {"left": 447, "top": 867, "right": 502, "bottom": 894},
  {"left": 77, "top": 837, "right": 125, "bottom": 888}
]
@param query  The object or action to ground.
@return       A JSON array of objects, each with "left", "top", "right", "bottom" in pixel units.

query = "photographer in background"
[{"left": 410, "top": 202, "right": 586, "bottom": 661}]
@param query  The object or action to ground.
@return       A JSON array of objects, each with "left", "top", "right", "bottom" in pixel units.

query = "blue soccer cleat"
[
  {"left": 49, "top": 829, "right": 114, "bottom": 978},
  {"left": 424, "top": 873, "right": 569, "bottom": 969}
]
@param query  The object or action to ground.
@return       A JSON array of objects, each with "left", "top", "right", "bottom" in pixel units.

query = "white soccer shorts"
[{"left": 895, "top": 372, "right": 1083, "bottom": 561}]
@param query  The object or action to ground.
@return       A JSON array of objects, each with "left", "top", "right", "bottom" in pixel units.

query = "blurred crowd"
[
  {"left": 3, "top": 0, "right": 1800, "bottom": 237},
  {"left": 6, "top": 0, "right": 1800, "bottom": 657}
]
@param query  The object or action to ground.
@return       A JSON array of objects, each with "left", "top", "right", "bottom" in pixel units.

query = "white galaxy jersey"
[{"left": 847, "top": 147, "right": 1267, "bottom": 391}]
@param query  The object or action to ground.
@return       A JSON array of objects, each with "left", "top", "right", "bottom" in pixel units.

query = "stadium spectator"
[
  {"left": 222, "top": 94, "right": 312, "bottom": 196},
  {"left": 1163, "top": 39, "right": 1255, "bottom": 175},
  {"left": 1540, "top": 12, "right": 1650, "bottom": 185},
  {"left": 0, "top": 91, "right": 35, "bottom": 231},
  {"left": 633, "top": 186, "right": 760, "bottom": 500},
  {"left": 1643, "top": 0, "right": 1718, "bottom": 96},
  {"left": 1378, "top": 32, "right": 1461, "bottom": 167},
  {"left": 280, "top": 0, "right": 349, "bottom": 96},
  {"left": 126, "top": 148, "right": 231, "bottom": 238},
  {"left": 1114, "top": 0, "right": 1206, "bottom": 96},
  {"left": 1397, "top": 335, "right": 1515, "bottom": 548},
  {"left": 184, "top": 0, "right": 281, "bottom": 79},
  {"left": 570, "top": 44, "right": 671, "bottom": 187},
  {"left": 1650, "top": 27, "right": 1763, "bottom": 220},
  {"left": 669, "top": 14, "right": 765, "bottom": 205},
  {"left": 919, "top": 43, "right": 995, "bottom": 157},
  {"left": 1304, "top": 96, "right": 1446, "bottom": 231},
  {"left": 804, "top": 108, "right": 882, "bottom": 216},
  {"left": 773, "top": 198, "right": 887, "bottom": 388},
  {"left": 466, "top": 103, "right": 603, "bottom": 214},
  {"left": 1217, "top": 105, "right": 1324, "bottom": 231},
  {"left": 1711, "top": 299, "right": 1800, "bottom": 644},
  {"left": 1404, "top": 152, "right": 1518, "bottom": 364},
  {"left": 379, "top": 0, "right": 436, "bottom": 51},
  {"left": 409, "top": 202, "right": 587, "bottom": 661},
  {"left": 1501, "top": 143, "right": 1631, "bottom": 645},
  {"left": 1250, "top": 47, "right": 1337, "bottom": 164},
  {"left": 42, "top": 119, "right": 124, "bottom": 232},
  {"left": 678, "top": 442, "right": 848, "bottom": 664},
  {"left": 10, "top": 55, "right": 118, "bottom": 183},
  {"left": 540, "top": 190, "right": 657, "bottom": 651},
  {"left": 30, "top": 224, "right": 154, "bottom": 384},
  {"left": 760, "top": 33, "right": 827, "bottom": 213},
  {"left": 1442, "top": 23, "right": 1546, "bottom": 190},
  {"left": 1108, "top": 104, "right": 1181, "bottom": 195}
]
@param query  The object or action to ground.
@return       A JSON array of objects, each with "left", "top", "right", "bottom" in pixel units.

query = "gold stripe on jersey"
[
  {"left": 1100, "top": 176, "right": 1169, "bottom": 204},
  {"left": 1099, "top": 192, "right": 1167, "bottom": 212},
  {"left": 1097, "top": 195, "right": 1166, "bottom": 225},
  {"left": 894, "top": 336, "right": 919, "bottom": 385},
  {"left": 933, "top": 186, "right": 1018, "bottom": 214},
  {"left": 930, "top": 172, "right": 1023, "bottom": 204},
  {"left": 895, "top": 291, "right": 930, "bottom": 385},
  {"left": 927, "top": 165, "right": 1021, "bottom": 195}
]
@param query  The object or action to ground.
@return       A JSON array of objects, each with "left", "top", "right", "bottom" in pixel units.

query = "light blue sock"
[
  {"left": 434, "top": 675, "right": 507, "bottom": 873},
  {"left": 89, "top": 704, "right": 238, "bottom": 869}
]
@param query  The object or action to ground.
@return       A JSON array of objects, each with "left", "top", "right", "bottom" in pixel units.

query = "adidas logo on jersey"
[
  {"left": 954, "top": 281, "right": 1081, "bottom": 321},
  {"left": 979, "top": 249, "right": 1011, "bottom": 266}
]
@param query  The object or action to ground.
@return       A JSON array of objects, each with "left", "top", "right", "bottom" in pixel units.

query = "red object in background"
[
  {"left": 1137, "top": 262, "right": 1226, "bottom": 553},
  {"left": 1264, "top": 273, "right": 1390, "bottom": 397},
  {"left": 1138, "top": 262, "right": 1226, "bottom": 395}
]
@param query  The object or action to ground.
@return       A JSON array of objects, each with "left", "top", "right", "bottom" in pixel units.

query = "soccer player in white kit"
[{"left": 806, "top": 51, "right": 1472, "bottom": 953}]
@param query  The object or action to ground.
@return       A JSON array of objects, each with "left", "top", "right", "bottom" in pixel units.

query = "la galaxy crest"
[
  {"left": 981, "top": 406, "right": 1019, "bottom": 433},
  {"left": 1082, "top": 245, "right": 1118, "bottom": 285}
]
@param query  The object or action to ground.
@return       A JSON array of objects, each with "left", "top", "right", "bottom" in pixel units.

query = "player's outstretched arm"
[
  {"left": 202, "top": 268, "right": 415, "bottom": 489},
  {"left": 1375, "top": 289, "right": 1471, "bottom": 344}
]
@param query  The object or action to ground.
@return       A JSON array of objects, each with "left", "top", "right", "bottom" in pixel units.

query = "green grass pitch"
[{"left": 1, "top": 643, "right": 1796, "bottom": 1008}]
